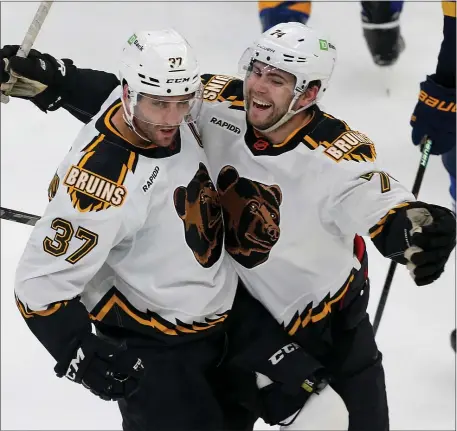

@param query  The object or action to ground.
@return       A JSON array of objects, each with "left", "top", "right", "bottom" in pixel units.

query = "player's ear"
[
  {"left": 296, "top": 81, "right": 320, "bottom": 109},
  {"left": 122, "top": 82, "right": 132, "bottom": 113}
]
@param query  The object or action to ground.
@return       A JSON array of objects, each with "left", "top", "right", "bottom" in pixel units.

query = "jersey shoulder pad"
[
  {"left": 55, "top": 133, "right": 139, "bottom": 213},
  {"left": 308, "top": 110, "right": 377, "bottom": 164},
  {"left": 201, "top": 74, "right": 244, "bottom": 106}
]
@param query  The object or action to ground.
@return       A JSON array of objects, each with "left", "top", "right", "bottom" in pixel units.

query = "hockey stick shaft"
[
  {"left": 1, "top": 1, "right": 53, "bottom": 103},
  {"left": 0, "top": 207, "right": 40, "bottom": 226},
  {"left": 373, "top": 136, "right": 433, "bottom": 335}
]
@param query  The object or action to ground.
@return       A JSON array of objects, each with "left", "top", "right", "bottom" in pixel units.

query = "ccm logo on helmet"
[
  {"left": 166, "top": 77, "right": 190, "bottom": 84},
  {"left": 210, "top": 117, "right": 241, "bottom": 134}
]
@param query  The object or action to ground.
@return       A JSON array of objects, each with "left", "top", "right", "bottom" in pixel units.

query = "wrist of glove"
[
  {"left": 410, "top": 74, "right": 456, "bottom": 155},
  {"left": 54, "top": 333, "right": 145, "bottom": 401},
  {"left": 0, "top": 44, "right": 72, "bottom": 111},
  {"left": 257, "top": 368, "right": 329, "bottom": 426}
]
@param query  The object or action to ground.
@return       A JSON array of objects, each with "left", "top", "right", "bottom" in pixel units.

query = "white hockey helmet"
[
  {"left": 119, "top": 29, "right": 202, "bottom": 139},
  {"left": 239, "top": 22, "right": 337, "bottom": 132}
]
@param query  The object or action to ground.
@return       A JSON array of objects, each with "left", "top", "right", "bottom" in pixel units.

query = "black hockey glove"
[
  {"left": 257, "top": 369, "right": 329, "bottom": 426},
  {"left": 404, "top": 203, "right": 456, "bottom": 286},
  {"left": 372, "top": 201, "right": 456, "bottom": 286},
  {"left": 54, "top": 333, "right": 145, "bottom": 401},
  {"left": 0, "top": 44, "right": 72, "bottom": 110}
]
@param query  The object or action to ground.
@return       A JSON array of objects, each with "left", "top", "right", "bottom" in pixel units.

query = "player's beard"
[
  {"left": 245, "top": 92, "right": 289, "bottom": 131},
  {"left": 133, "top": 118, "right": 179, "bottom": 148}
]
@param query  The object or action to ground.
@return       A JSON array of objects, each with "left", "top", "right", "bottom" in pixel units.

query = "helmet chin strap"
[{"left": 253, "top": 93, "right": 316, "bottom": 134}]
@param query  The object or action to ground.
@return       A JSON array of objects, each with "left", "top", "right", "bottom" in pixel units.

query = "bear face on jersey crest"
[
  {"left": 174, "top": 162, "right": 223, "bottom": 268},
  {"left": 217, "top": 165, "right": 282, "bottom": 268}
]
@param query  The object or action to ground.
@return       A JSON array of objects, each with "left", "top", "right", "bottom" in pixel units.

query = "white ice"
[{"left": 1, "top": 2, "right": 455, "bottom": 430}]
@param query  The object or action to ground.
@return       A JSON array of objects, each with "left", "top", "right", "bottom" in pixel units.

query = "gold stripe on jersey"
[
  {"left": 89, "top": 288, "right": 229, "bottom": 337},
  {"left": 104, "top": 102, "right": 135, "bottom": 145},
  {"left": 16, "top": 296, "right": 68, "bottom": 318},
  {"left": 303, "top": 135, "right": 319, "bottom": 149},
  {"left": 442, "top": 1, "right": 456, "bottom": 17},
  {"left": 286, "top": 274, "right": 355, "bottom": 336},
  {"left": 369, "top": 202, "right": 411, "bottom": 239},
  {"left": 273, "top": 111, "right": 316, "bottom": 148}
]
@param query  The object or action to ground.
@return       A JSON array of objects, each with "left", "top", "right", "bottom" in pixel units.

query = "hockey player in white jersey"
[
  {"left": 3, "top": 30, "right": 326, "bottom": 430},
  {"left": 2, "top": 23, "right": 456, "bottom": 430}
]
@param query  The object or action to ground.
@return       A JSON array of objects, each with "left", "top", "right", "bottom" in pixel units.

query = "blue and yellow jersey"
[{"left": 258, "top": 1, "right": 311, "bottom": 31}]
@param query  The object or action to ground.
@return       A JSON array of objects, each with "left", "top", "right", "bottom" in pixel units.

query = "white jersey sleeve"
[
  {"left": 15, "top": 141, "right": 128, "bottom": 312},
  {"left": 327, "top": 158, "right": 416, "bottom": 237}
]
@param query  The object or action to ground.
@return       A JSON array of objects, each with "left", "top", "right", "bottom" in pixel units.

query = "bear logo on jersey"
[
  {"left": 174, "top": 163, "right": 223, "bottom": 268},
  {"left": 217, "top": 166, "right": 282, "bottom": 268}
]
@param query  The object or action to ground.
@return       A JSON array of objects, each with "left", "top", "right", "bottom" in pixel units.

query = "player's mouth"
[
  {"left": 251, "top": 97, "right": 273, "bottom": 112},
  {"left": 158, "top": 127, "right": 178, "bottom": 137}
]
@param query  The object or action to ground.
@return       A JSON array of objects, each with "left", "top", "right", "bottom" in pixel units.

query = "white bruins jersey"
[
  {"left": 15, "top": 87, "right": 237, "bottom": 341},
  {"left": 198, "top": 74, "right": 415, "bottom": 334}
]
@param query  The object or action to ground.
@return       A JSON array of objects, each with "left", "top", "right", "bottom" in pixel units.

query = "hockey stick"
[
  {"left": 0, "top": 206, "right": 40, "bottom": 226},
  {"left": 1, "top": 1, "right": 54, "bottom": 104},
  {"left": 373, "top": 136, "right": 433, "bottom": 335}
]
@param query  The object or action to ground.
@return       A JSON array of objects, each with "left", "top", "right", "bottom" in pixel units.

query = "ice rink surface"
[{"left": 1, "top": 1, "right": 455, "bottom": 430}]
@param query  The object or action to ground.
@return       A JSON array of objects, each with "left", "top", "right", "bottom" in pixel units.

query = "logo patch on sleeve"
[
  {"left": 64, "top": 166, "right": 127, "bottom": 207},
  {"left": 65, "top": 134, "right": 137, "bottom": 212},
  {"left": 323, "top": 131, "right": 376, "bottom": 162}
]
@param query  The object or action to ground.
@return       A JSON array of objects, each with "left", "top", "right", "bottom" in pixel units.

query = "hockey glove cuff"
[{"left": 410, "top": 74, "right": 456, "bottom": 155}]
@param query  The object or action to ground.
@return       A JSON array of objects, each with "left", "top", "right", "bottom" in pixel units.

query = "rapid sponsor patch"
[{"left": 209, "top": 116, "right": 241, "bottom": 134}]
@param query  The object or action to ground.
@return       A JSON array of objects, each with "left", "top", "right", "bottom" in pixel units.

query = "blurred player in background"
[
  {"left": 409, "top": 1, "right": 456, "bottom": 352},
  {"left": 258, "top": 1, "right": 405, "bottom": 66}
]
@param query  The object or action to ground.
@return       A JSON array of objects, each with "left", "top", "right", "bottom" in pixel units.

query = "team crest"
[
  {"left": 174, "top": 162, "right": 223, "bottom": 268},
  {"left": 322, "top": 131, "right": 376, "bottom": 162},
  {"left": 64, "top": 135, "right": 137, "bottom": 212},
  {"left": 217, "top": 165, "right": 282, "bottom": 268}
]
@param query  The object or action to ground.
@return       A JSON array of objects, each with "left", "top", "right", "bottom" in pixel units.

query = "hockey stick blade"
[{"left": 0, "top": 207, "right": 40, "bottom": 226}]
